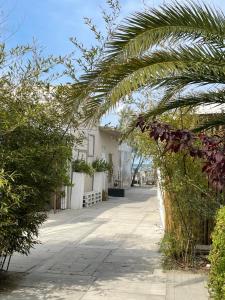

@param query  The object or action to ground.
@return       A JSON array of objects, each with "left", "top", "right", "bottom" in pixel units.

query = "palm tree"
[{"left": 71, "top": 2, "right": 225, "bottom": 130}]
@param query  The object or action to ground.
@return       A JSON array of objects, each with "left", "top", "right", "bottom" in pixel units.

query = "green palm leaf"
[
  {"left": 71, "top": 2, "right": 225, "bottom": 131},
  {"left": 143, "top": 89, "right": 225, "bottom": 118},
  {"left": 81, "top": 44, "right": 225, "bottom": 117},
  {"left": 106, "top": 2, "right": 225, "bottom": 60}
]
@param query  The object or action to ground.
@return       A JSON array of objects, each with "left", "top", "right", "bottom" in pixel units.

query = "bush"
[
  {"left": 72, "top": 159, "right": 94, "bottom": 176},
  {"left": 158, "top": 151, "right": 218, "bottom": 265},
  {"left": 0, "top": 43, "right": 74, "bottom": 271},
  {"left": 0, "top": 170, "right": 46, "bottom": 271},
  {"left": 135, "top": 113, "right": 219, "bottom": 267},
  {"left": 160, "top": 232, "right": 184, "bottom": 264},
  {"left": 92, "top": 159, "right": 111, "bottom": 172},
  {"left": 0, "top": 122, "right": 73, "bottom": 271},
  {"left": 208, "top": 206, "right": 225, "bottom": 300}
]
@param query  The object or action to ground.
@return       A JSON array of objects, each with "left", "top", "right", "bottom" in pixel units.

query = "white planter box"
[
  {"left": 71, "top": 172, "right": 107, "bottom": 209},
  {"left": 71, "top": 172, "right": 85, "bottom": 209},
  {"left": 93, "top": 172, "right": 107, "bottom": 193}
]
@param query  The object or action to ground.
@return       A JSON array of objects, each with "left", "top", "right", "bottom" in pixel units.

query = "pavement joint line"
[{"left": 1, "top": 187, "right": 209, "bottom": 299}]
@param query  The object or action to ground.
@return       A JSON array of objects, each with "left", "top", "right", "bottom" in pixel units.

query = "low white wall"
[
  {"left": 157, "top": 169, "right": 165, "bottom": 230},
  {"left": 71, "top": 172, "right": 85, "bottom": 209},
  {"left": 93, "top": 172, "right": 107, "bottom": 192},
  {"left": 70, "top": 172, "right": 108, "bottom": 210}
]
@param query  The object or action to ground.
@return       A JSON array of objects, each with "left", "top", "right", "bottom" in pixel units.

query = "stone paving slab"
[
  {"left": 82, "top": 290, "right": 166, "bottom": 300},
  {"left": 89, "top": 277, "right": 167, "bottom": 296},
  {"left": 1, "top": 287, "right": 85, "bottom": 300},
  {"left": 0, "top": 272, "right": 95, "bottom": 291},
  {"left": 166, "top": 271, "right": 209, "bottom": 300},
  {"left": 0, "top": 187, "right": 209, "bottom": 300}
]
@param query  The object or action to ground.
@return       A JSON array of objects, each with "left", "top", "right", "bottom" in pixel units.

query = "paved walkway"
[{"left": 0, "top": 187, "right": 209, "bottom": 299}]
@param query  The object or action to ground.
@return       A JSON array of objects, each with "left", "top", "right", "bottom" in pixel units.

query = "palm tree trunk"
[{"left": 131, "top": 157, "right": 144, "bottom": 186}]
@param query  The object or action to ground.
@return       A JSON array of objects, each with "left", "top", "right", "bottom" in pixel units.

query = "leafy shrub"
[
  {"left": 160, "top": 233, "right": 183, "bottom": 262},
  {"left": 0, "top": 43, "right": 74, "bottom": 271},
  {"left": 159, "top": 231, "right": 196, "bottom": 269},
  {"left": 72, "top": 159, "right": 94, "bottom": 176},
  {"left": 0, "top": 122, "right": 73, "bottom": 271},
  {"left": 92, "top": 159, "right": 112, "bottom": 172},
  {"left": 208, "top": 206, "right": 225, "bottom": 300},
  {"left": 138, "top": 113, "right": 219, "bottom": 266},
  {"left": 0, "top": 170, "right": 46, "bottom": 270}
]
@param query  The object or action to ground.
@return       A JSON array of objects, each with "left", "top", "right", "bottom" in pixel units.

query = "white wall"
[
  {"left": 98, "top": 130, "right": 120, "bottom": 186},
  {"left": 84, "top": 174, "right": 93, "bottom": 193},
  {"left": 119, "top": 143, "right": 132, "bottom": 187},
  {"left": 157, "top": 169, "right": 165, "bottom": 230},
  {"left": 93, "top": 172, "right": 107, "bottom": 192},
  {"left": 66, "top": 126, "right": 132, "bottom": 209},
  {"left": 71, "top": 172, "right": 84, "bottom": 209}
]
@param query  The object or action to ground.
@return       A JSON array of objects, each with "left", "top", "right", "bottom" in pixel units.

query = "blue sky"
[
  {"left": 2, "top": 0, "right": 163, "bottom": 55},
  {"left": 3, "top": 0, "right": 225, "bottom": 55},
  {"left": 2, "top": 0, "right": 225, "bottom": 125}
]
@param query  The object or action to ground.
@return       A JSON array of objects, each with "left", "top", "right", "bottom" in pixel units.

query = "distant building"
[
  {"left": 59, "top": 125, "right": 132, "bottom": 209},
  {"left": 132, "top": 162, "right": 155, "bottom": 186}
]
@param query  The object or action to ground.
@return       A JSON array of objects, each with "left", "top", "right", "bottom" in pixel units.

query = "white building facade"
[{"left": 60, "top": 125, "right": 132, "bottom": 209}]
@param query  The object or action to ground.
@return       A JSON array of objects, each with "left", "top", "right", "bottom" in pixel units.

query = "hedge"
[{"left": 208, "top": 206, "right": 225, "bottom": 300}]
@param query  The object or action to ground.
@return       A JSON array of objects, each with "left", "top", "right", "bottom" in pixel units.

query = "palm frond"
[
  {"left": 106, "top": 2, "right": 225, "bottom": 60},
  {"left": 193, "top": 115, "right": 225, "bottom": 132},
  {"left": 81, "top": 44, "right": 225, "bottom": 117},
  {"left": 142, "top": 89, "right": 225, "bottom": 120},
  {"left": 69, "top": 2, "right": 225, "bottom": 132}
]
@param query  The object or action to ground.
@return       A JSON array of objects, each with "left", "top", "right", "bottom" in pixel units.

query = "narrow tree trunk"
[{"left": 131, "top": 157, "right": 144, "bottom": 186}]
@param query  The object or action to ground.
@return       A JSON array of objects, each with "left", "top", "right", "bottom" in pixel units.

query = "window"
[
  {"left": 78, "top": 150, "right": 87, "bottom": 161},
  {"left": 88, "top": 134, "right": 95, "bottom": 157}
]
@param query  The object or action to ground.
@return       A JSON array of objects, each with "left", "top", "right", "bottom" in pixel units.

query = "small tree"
[
  {"left": 118, "top": 96, "right": 152, "bottom": 186},
  {"left": 136, "top": 113, "right": 223, "bottom": 265},
  {"left": 0, "top": 44, "right": 74, "bottom": 271},
  {"left": 62, "top": 0, "right": 121, "bottom": 119}
]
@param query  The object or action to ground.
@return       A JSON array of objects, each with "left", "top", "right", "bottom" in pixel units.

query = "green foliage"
[
  {"left": 160, "top": 233, "right": 184, "bottom": 267},
  {"left": 66, "top": 0, "right": 120, "bottom": 77},
  {"left": 0, "top": 170, "right": 46, "bottom": 266},
  {"left": 72, "top": 159, "right": 112, "bottom": 175},
  {"left": 92, "top": 159, "right": 111, "bottom": 172},
  {"left": 0, "top": 104, "right": 73, "bottom": 269},
  {"left": 1, "top": 121, "right": 73, "bottom": 204},
  {"left": 72, "top": 160, "right": 94, "bottom": 176},
  {"left": 72, "top": 2, "right": 225, "bottom": 130},
  {"left": 129, "top": 112, "right": 219, "bottom": 265},
  {"left": 0, "top": 2, "right": 124, "bottom": 267},
  {"left": 118, "top": 99, "right": 152, "bottom": 186},
  {"left": 159, "top": 151, "right": 218, "bottom": 264},
  {"left": 63, "top": 0, "right": 121, "bottom": 121},
  {"left": 208, "top": 206, "right": 225, "bottom": 300},
  {"left": 156, "top": 115, "right": 219, "bottom": 265},
  {"left": 0, "top": 43, "right": 74, "bottom": 270}
]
